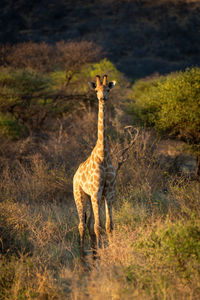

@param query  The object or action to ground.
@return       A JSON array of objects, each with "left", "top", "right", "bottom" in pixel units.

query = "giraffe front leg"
[{"left": 73, "top": 185, "right": 87, "bottom": 260}]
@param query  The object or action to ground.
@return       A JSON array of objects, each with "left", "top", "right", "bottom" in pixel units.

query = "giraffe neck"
[{"left": 97, "top": 100, "right": 108, "bottom": 156}]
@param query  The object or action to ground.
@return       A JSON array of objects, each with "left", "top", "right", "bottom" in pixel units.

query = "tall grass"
[{"left": 0, "top": 124, "right": 199, "bottom": 299}]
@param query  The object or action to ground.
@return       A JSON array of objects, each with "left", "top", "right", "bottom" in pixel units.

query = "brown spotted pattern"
[{"left": 73, "top": 75, "right": 116, "bottom": 258}]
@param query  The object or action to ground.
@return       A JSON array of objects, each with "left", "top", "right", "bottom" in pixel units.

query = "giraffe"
[{"left": 73, "top": 75, "right": 116, "bottom": 259}]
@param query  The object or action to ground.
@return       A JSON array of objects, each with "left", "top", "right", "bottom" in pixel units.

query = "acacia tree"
[
  {"left": 0, "top": 41, "right": 102, "bottom": 137},
  {"left": 130, "top": 68, "right": 200, "bottom": 179},
  {"left": 0, "top": 40, "right": 102, "bottom": 76},
  {"left": 55, "top": 41, "right": 102, "bottom": 87}
]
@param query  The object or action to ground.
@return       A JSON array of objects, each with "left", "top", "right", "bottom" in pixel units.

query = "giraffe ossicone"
[{"left": 73, "top": 74, "right": 116, "bottom": 259}]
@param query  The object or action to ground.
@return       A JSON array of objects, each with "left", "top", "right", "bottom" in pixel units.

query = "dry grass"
[
  {"left": 1, "top": 179, "right": 199, "bottom": 299},
  {"left": 70, "top": 179, "right": 200, "bottom": 300},
  {"left": 0, "top": 200, "right": 78, "bottom": 299},
  {"left": 0, "top": 113, "right": 200, "bottom": 299}
]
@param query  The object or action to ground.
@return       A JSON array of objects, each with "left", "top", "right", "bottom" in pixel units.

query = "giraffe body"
[{"left": 73, "top": 75, "right": 116, "bottom": 258}]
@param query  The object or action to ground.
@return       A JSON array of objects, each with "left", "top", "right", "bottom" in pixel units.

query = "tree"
[
  {"left": 55, "top": 41, "right": 102, "bottom": 87},
  {"left": 129, "top": 68, "right": 200, "bottom": 179},
  {"left": 0, "top": 41, "right": 103, "bottom": 137}
]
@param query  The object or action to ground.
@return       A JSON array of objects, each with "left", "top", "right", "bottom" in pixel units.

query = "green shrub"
[
  {"left": 69, "top": 58, "right": 127, "bottom": 94},
  {"left": 12, "top": 69, "right": 52, "bottom": 96},
  {"left": 86, "top": 58, "right": 122, "bottom": 80},
  {"left": 128, "top": 68, "right": 200, "bottom": 177},
  {"left": 0, "top": 68, "right": 52, "bottom": 99},
  {"left": 137, "top": 219, "right": 200, "bottom": 278},
  {"left": 129, "top": 68, "right": 200, "bottom": 136},
  {"left": 49, "top": 70, "right": 66, "bottom": 90},
  {"left": 0, "top": 113, "right": 23, "bottom": 139},
  {"left": 0, "top": 68, "right": 54, "bottom": 135}
]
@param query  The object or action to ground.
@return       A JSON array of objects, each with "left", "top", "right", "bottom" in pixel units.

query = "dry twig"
[{"left": 116, "top": 126, "right": 140, "bottom": 173}]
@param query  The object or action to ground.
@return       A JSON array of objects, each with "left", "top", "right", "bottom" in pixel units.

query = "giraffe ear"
[
  {"left": 88, "top": 82, "right": 96, "bottom": 90},
  {"left": 108, "top": 81, "right": 116, "bottom": 89}
]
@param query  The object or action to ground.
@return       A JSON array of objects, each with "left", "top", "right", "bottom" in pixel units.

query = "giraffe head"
[{"left": 89, "top": 75, "right": 116, "bottom": 101}]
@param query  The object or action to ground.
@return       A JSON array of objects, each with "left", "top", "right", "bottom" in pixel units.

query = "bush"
[
  {"left": 128, "top": 68, "right": 200, "bottom": 178},
  {"left": 65, "top": 58, "right": 128, "bottom": 98},
  {"left": 0, "top": 113, "right": 22, "bottom": 139},
  {"left": 0, "top": 68, "right": 53, "bottom": 136},
  {"left": 136, "top": 217, "right": 200, "bottom": 279},
  {"left": 129, "top": 68, "right": 200, "bottom": 136},
  {"left": 0, "top": 68, "right": 52, "bottom": 99}
]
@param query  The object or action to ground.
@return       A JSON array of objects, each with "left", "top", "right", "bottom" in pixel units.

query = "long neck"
[{"left": 97, "top": 100, "right": 107, "bottom": 151}]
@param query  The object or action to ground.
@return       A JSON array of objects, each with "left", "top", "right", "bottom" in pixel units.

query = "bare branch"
[{"left": 116, "top": 126, "right": 140, "bottom": 174}]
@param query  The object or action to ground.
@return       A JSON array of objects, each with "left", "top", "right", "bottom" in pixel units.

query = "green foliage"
[
  {"left": 137, "top": 218, "right": 200, "bottom": 278},
  {"left": 0, "top": 113, "right": 22, "bottom": 139},
  {"left": 0, "top": 68, "right": 52, "bottom": 101},
  {"left": 161, "top": 221, "right": 200, "bottom": 268},
  {"left": 114, "top": 199, "right": 150, "bottom": 230},
  {"left": 70, "top": 58, "right": 126, "bottom": 93},
  {"left": 0, "top": 58, "right": 124, "bottom": 136},
  {"left": 0, "top": 68, "right": 55, "bottom": 136},
  {"left": 129, "top": 68, "right": 200, "bottom": 154},
  {"left": 86, "top": 58, "right": 122, "bottom": 81},
  {"left": 0, "top": 257, "right": 15, "bottom": 299},
  {"left": 50, "top": 70, "right": 66, "bottom": 89},
  {"left": 12, "top": 69, "right": 52, "bottom": 97},
  {"left": 0, "top": 54, "right": 126, "bottom": 137}
]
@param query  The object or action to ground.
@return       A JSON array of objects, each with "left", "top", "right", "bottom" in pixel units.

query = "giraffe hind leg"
[
  {"left": 73, "top": 182, "right": 87, "bottom": 260},
  {"left": 91, "top": 195, "right": 101, "bottom": 251},
  {"left": 105, "top": 193, "right": 114, "bottom": 241},
  {"left": 87, "top": 200, "right": 96, "bottom": 256}
]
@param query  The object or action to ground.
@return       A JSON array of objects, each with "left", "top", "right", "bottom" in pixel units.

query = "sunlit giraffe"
[{"left": 73, "top": 75, "right": 116, "bottom": 259}]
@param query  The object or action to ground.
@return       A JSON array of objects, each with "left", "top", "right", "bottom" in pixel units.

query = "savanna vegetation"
[
  {"left": 128, "top": 68, "right": 200, "bottom": 178},
  {"left": 0, "top": 40, "right": 200, "bottom": 300}
]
